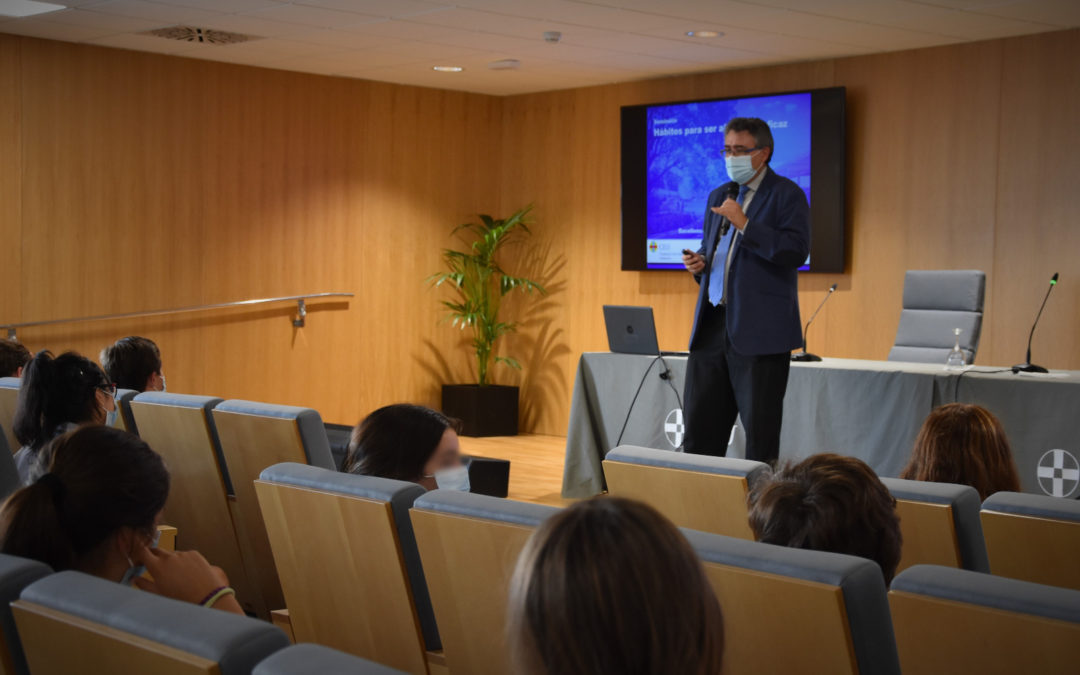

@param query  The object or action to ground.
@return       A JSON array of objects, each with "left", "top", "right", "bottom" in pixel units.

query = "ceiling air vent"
[{"left": 139, "top": 26, "right": 262, "bottom": 45}]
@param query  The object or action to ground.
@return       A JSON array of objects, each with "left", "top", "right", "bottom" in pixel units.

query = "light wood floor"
[{"left": 459, "top": 434, "right": 570, "bottom": 507}]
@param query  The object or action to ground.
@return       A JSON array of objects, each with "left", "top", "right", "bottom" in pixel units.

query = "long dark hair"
[
  {"left": 13, "top": 351, "right": 110, "bottom": 451},
  {"left": 901, "top": 403, "right": 1021, "bottom": 500},
  {"left": 343, "top": 404, "right": 460, "bottom": 481},
  {"left": 0, "top": 425, "right": 170, "bottom": 572},
  {"left": 508, "top": 497, "right": 725, "bottom": 675}
]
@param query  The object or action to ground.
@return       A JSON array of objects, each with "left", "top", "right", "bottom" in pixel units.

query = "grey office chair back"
[{"left": 888, "top": 270, "right": 985, "bottom": 364}]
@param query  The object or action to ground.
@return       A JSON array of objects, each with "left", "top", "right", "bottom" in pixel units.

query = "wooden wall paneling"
[
  {"left": 8, "top": 37, "right": 502, "bottom": 427},
  {"left": 830, "top": 40, "right": 1004, "bottom": 362},
  {"left": 0, "top": 36, "right": 21, "bottom": 327},
  {"left": 991, "top": 30, "right": 1080, "bottom": 371}
]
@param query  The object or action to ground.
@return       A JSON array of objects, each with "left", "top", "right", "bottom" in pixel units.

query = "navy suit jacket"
[{"left": 690, "top": 167, "right": 811, "bottom": 355}]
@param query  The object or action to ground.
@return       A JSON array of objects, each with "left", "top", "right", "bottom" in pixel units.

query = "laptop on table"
[{"left": 602, "top": 305, "right": 686, "bottom": 356}]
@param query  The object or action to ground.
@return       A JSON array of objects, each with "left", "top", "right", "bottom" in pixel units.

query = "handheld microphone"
[
  {"left": 791, "top": 283, "right": 839, "bottom": 362},
  {"left": 717, "top": 182, "right": 740, "bottom": 237},
  {"left": 1012, "top": 272, "right": 1059, "bottom": 374}
]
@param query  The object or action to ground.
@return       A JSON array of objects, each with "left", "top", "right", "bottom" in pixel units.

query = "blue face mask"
[
  {"left": 725, "top": 153, "right": 758, "bottom": 185},
  {"left": 120, "top": 529, "right": 161, "bottom": 586},
  {"left": 106, "top": 407, "right": 119, "bottom": 428}
]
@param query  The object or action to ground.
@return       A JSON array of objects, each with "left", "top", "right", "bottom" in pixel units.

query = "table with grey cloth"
[{"left": 563, "top": 353, "right": 1080, "bottom": 499}]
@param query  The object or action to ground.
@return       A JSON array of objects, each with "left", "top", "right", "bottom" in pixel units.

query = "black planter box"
[{"left": 442, "top": 384, "right": 519, "bottom": 437}]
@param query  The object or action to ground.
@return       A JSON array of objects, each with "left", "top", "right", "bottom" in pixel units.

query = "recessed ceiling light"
[
  {"left": 488, "top": 59, "right": 521, "bottom": 71},
  {"left": 686, "top": 30, "right": 722, "bottom": 38},
  {"left": 0, "top": 0, "right": 67, "bottom": 17},
  {"left": 432, "top": 66, "right": 464, "bottom": 73}
]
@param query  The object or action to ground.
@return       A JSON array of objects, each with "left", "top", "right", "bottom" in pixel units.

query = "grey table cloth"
[{"left": 563, "top": 353, "right": 1080, "bottom": 499}]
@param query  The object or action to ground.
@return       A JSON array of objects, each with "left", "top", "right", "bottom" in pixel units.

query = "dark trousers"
[{"left": 683, "top": 302, "right": 790, "bottom": 464}]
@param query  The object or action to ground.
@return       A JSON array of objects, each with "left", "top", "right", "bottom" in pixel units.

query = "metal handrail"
[{"left": 2, "top": 292, "right": 354, "bottom": 339}]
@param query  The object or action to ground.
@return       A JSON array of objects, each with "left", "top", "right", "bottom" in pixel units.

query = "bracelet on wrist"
[{"left": 199, "top": 586, "right": 236, "bottom": 608}]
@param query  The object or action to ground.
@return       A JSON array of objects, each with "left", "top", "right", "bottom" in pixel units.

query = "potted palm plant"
[{"left": 429, "top": 205, "right": 546, "bottom": 436}]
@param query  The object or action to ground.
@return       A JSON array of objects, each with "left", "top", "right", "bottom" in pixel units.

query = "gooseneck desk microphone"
[
  {"left": 1012, "top": 272, "right": 1059, "bottom": 374},
  {"left": 791, "top": 283, "right": 838, "bottom": 362}
]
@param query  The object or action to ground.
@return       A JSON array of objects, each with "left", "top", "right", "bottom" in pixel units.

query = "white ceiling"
[{"left": 1, "top": 0, "right": 1076, "bottom": 95}]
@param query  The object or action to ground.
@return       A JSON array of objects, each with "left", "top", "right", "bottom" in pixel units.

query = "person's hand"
[
  {"left": 683, "top": 251, "right": 705, "bottom": 275},
  {"left": 711, "top": 198, "right": 748, "bottom": 230},
  {"left": 132, "top": 546, "right": 243, "bottom": 614}
]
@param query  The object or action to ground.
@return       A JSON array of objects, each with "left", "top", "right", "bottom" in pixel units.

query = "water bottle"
[{"left": 946, "top": 328, "right": 966, "bottom": 370}]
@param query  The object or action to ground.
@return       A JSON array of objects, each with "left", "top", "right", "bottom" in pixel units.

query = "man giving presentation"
[{"left": 681, "top": 117, "right": 810, "bottom": 463}]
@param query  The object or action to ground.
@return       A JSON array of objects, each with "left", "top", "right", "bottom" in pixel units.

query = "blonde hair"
[
  {"left": 902, "top": 404, "right": 1020, "bottom": 500},
  {"left": 507, "top": 497, "right": 724, "bottom": 675}
]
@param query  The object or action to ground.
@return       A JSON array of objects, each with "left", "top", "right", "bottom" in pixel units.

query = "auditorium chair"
[
  {"left": 980, "top": 491, "right": 1080, "bottom": 591},
  {"left": 0, "top": 378, "right": 19, "bottom": 454},
  {"left": 254, "top": 643, "right": 409, "bottom": 675},
  {"left": 880, "top": 477, "right": 989, "bottom": 574},
  {"left": 889, "top": 564, "right": 1080, "bottom": 673},
  {"left": 129, "top": 392, "right": 257, "bottom": 615},
  {"left": 156, "top": 525, "right": 178, "bottom": 552},
  {"left": 410, "top": 490, "right": 561, "bottom": 675},
  {"left": 0, "top": 554, "right": 51, "bottom": 675},
  {"left": 687, "top": 529, "right": 901, "bottom": 674},
  {"left": 323, "top": 422, "right": 353, "bottom": 471},
  {"left": 887, "top": 269, "right": 985, "bottom": 364},
  {"left": 254, "top": 463, "right": 438, "bottom": 675},
  {"left": 603, "top": 445, "right": 768, "bottom": 539},
  {"left": 114, "top": 388, "right": 140, "bottom": 435},
  {"left": 0, "top": 442, "right": 19, "bottom": 503},
  {"left": 12, "top": 571, "right": 289, "bottom": 675},
  {"left": 211, "top": 400, "right": 335, "bottom": 618}
]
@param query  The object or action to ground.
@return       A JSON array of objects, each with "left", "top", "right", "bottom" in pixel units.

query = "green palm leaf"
[{"left": 427, "top": 204, "right": 544, "bottom": 385}]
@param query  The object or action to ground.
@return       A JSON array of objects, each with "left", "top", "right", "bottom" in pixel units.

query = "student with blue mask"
[
  {"left": 12, "top": 350, "right": 118, "bottom": 485},
  {"left": 0, "top": 426, "right": 244, "bottom": 614},
  {"left": 343, "top": 404, "right": 470, "bottom": 492}
]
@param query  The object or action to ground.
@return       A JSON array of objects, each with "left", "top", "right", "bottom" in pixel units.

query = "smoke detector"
[
  {"left": 139, "top": 26, "right": 263, "bottom": 45},
  {"left": 488, "top": 59, "right": 521, "bottom": 70},
  {"left": 543, "top": 31, "right": 562, "bottom": 43}
]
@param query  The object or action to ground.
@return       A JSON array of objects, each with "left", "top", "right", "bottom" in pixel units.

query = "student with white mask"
[
  {"left": 12, "top": 351, "right": 118, "bottom": 485},
  {"left": 0, "top": 426, "right": 244, "bottom": 614},
  {"left": 344, "top": 404, "right": 470, "bottom": 493}
]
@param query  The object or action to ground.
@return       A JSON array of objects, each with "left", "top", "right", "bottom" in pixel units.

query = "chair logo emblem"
[
  {"left": 1036, "top": 449, "right": 1080, "bottom": 498},
  {"left": 664, "top": 408, "right": 684, "bottom": 449}
]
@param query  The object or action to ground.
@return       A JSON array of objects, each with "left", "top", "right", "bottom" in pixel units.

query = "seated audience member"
[
  {"left": 0, "top": 340, "right": 31, "bottom": 378},
  {"left": 100, "top": 336, "right": 165, "bottom": 393},
  {"left": 343, "top": 404, "right": 468, "bottom": 491},
  {"left": 901, "top": 403, "right": 1021, "bottom": 500},
  {"left": 0, "top": 425, "right": 243, "bottom": 614},
  {"left": 508, "top": 497, "right": 724, "bottom": 675},
  {"left": 13, "top": 351, "right": 117, "bottom": 484},
  {"left": 748, "top": 453, "right": 902, "bottom": 584}
]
